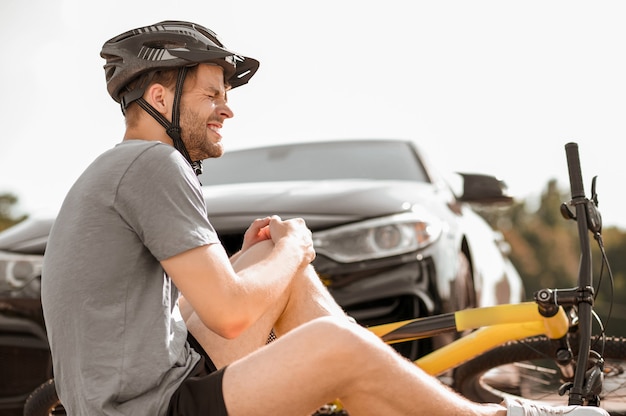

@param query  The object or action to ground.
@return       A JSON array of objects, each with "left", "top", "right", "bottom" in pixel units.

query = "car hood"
[
  {"left": 0, "top": 180, "right": 444, "bottom": 253},
  {"left": 0, "top": 217, "right": 54, "bottom": 254},
  {"left": 202, "top": 179, "right": 442, "bottom": 231}
]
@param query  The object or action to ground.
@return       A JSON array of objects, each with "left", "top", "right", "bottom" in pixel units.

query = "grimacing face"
[{"left": 179, "top": 64, "right": 234, "bottom": 161}]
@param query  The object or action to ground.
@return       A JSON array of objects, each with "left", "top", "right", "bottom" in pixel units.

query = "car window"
[{"left": 199, "top": 140, "right": 430, "bottom": 185}]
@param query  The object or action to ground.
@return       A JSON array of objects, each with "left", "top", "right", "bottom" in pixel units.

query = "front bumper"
[{"left": 313, "top": 252, "right": 440, "bottom": 360}]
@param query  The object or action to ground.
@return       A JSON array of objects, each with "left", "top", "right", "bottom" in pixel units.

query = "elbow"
[
  {"left": 196, "top": 312, "right": 250, "bottom": 340},
  {"left": 213, "top": 322, "right": 247, "bottom": 340}
]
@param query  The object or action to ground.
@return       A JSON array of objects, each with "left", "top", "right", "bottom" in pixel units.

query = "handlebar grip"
[{"left": 565, "top": 142, "right": 585, "bottom": 199}]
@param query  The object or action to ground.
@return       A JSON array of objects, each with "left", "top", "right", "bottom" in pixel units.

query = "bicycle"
[
  {"left": 23, "top": 142, "right": 626, "bottom": 415},
  {"left": 365, "top": 142, "right": 625, "bottom": 414}
]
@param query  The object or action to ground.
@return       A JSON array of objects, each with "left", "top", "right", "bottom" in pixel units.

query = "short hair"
[{"left": 123, "top": 67, "right": 199, "bottom": 127}]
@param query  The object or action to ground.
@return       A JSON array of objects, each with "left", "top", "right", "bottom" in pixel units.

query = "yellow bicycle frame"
[{"left": 368, "top": 302, "right": 570, "bottom": 376}]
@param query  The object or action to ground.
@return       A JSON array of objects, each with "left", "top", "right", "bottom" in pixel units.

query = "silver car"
[{"left": 196, "top": 139, "right": 524, "bottom": 358}]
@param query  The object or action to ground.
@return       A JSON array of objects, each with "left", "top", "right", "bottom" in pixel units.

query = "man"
[{"left": 41, "top": 20, "right": 608, "bottom": 416}]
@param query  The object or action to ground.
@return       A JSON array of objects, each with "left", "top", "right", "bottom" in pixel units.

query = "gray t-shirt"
[{"left": 41, "top": 140, "right": 220, "bottom": 415}]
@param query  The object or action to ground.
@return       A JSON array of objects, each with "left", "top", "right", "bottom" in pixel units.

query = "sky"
[{"left": 2, "top": 0, "right": 626, "bottom": 229}]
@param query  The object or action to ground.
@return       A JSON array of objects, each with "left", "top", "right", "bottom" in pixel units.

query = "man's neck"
[{"left": 123, "top": 124, "right": 173, "bottom": 146}]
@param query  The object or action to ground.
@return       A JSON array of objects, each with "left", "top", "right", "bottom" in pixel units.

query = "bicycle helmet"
[
  {"left": 100, "top": 20, "right": 260, "bottom": 175},
  {"left": 101, "top": 20, "right": 259, "bottom": 107}
]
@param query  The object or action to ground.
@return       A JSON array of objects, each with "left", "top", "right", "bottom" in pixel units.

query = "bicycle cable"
[{"left": 590, "top": 231, "right": 613, "bottom": 356}]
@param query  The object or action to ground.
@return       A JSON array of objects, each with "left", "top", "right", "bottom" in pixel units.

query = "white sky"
[{"left": 2, "top": 0, "right": 626, "bottom": 228}]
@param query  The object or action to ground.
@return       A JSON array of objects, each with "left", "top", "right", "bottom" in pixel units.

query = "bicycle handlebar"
[
  {"left": 563, "top": 142, "right": 596, "bottom": 406},
  {"left": 565, "top": 143, "right": 585, "bottom": 199}
]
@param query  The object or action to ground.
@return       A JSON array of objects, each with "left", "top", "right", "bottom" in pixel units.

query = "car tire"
[
  {"left": 433, "top": 251, "right": 476, "bottom": 353},
  {"left": 452, "top": 251, "right": 477, "bottom": 312},
  {"left": 23, "top": 378, "right": 64, "bottom": 416}
]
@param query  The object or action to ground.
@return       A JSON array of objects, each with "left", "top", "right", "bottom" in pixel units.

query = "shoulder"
[
  {"left": 116, "top": 140, "right": 178, "bottom": 162},
  {"left": 114, "top": 141, "right": 193, "bottom": 179},
  {"left": 112, "top": 142, "right": 204, "bottom": 204}
]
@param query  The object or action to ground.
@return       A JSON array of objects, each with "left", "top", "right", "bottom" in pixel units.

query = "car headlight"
[
  {"left": 0, "top": 250, "right": 43, "bottom": 295},
  {"left": 313, "top": 212, "right": 442, "bottom": 263}
]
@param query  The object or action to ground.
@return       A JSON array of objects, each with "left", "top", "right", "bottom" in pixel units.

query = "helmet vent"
[
  {"left": 138, "top": 45, "right": 178, "bottom": 61},
  {"left": 144, "top": 41, "right": 186, "bottom": 50}
]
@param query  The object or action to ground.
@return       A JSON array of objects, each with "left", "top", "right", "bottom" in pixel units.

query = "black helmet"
[
  {"left": 100, "top": 21, "right": 259, "bottom": 176},
  {"left": 101, "top": 20, "right": 259, "bottom": 108}
]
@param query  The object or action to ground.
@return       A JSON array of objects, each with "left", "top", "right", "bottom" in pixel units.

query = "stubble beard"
[{"left": 179, "top": 106, "right": 224, "bottom": 161}]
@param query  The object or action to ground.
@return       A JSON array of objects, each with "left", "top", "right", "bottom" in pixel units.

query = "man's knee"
[
  {"left": 302, "top": 317, "right": 374, "bottom": 356},
  {"left": 232, "top": 240, "right": 274, "bottom": 270}
]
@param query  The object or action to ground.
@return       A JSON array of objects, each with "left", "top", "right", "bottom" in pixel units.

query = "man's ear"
[{"left": 145, "top": 83, "right": 171, "bottom": 116}]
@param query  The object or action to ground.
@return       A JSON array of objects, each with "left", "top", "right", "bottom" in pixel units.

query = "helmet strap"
[{"left": 134, "top": 66, "right": 203, "bottom": 176}]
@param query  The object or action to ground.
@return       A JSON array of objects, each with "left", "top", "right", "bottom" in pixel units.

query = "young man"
[{"left": 41, "top": 20, "right": 609, "bottom": 416}]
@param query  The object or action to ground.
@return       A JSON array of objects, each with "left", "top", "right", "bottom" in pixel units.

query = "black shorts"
[{"left": 167, "top": 332, "right": 228, "bottom": 416}]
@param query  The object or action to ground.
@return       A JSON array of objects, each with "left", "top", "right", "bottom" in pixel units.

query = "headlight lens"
[
  {"left": 313, "top": 212, "right": 442, "bottom": 263},
  {"left": 0, "top": 251, "right": 43, "bottom": 295}
]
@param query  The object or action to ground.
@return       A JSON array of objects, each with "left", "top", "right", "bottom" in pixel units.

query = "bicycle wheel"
[
  {"left": 23, "top": 379, "right": 66, "bottom": 416},
  {"left": 454, "top": 335, "right": 626, "bottom": 415}
]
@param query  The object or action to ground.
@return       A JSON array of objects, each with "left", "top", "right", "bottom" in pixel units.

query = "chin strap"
[{"left": 129, "top": 67, "right": 203, "bottom": 176}]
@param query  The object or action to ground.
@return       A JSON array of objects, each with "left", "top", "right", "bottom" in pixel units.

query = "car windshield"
[{"left": 198, "top": 140, "right": 430, "bottom": 185}]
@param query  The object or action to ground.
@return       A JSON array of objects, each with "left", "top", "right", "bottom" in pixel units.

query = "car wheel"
[
  {"left": 433, "top": 251, "right": 476, "bottom": 354},
  {"left": 452, "top": 251, "right": 477, "bottom": 312}
]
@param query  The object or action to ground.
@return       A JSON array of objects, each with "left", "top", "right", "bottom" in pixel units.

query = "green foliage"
[
  {"left": 479, "top": 179, "right": 626, "bottom": 336},
  {"left": 0, "top": 193, "right": 26, "bottom": 231}
]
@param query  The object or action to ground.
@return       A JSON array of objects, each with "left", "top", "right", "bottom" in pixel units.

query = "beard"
[{"left": 179, "top": 104, "right": 224, "bottom": 161}]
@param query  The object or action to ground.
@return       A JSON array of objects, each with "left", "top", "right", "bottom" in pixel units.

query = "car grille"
[{"left": 0, "top": 299, "right": 52, "bottom": 413}]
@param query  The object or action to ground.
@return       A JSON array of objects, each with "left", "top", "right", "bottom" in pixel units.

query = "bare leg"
[
  {"left": 222, "top": 317, "right": 506, "bottom": 416},
  {"left": 184, "top": 241, "right": 506, "bottom": 415},
  {"left": 182, "top": 241, "right": 601, "bottom": 415}
]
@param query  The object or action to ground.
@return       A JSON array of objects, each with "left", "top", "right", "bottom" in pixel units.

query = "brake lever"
[
  {"left": 560, "top": 203, "right": 576, "bottom": 221},
  {"left": 591, "top": 176, "right": 599, "bottom": 207},
  {"left": 587, "top": 176, "right": 602, "bottom": 234},
  {"left": 559, "top": 176, "right": 602, "bottom": 235}
]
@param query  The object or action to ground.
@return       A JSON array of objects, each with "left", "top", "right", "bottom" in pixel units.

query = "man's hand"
[
  {"left": 239, "top": 215, "right": 315, "bottom": 266},
  {"left": 269, "top": 216, "right": 316, "bottom": 265},
  {"left": 240, "top": 217, "right": 273, "bottom": 253}
]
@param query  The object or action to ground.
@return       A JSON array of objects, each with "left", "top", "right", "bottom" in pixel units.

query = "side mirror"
[{"left": 457, "top": 173, "right": 513, "bottom": 205}]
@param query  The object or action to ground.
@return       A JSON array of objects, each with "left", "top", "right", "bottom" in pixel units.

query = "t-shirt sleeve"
[{"left": 114, "top": 144, "right": 220, "bottom": 260}]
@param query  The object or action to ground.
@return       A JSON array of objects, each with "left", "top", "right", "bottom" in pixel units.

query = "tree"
[{"left": 0, "top": 193, "right": 26, "bottom": 231}]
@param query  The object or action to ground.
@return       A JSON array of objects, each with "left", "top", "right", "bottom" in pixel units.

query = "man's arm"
[
  {"left": 227, "top": 217, "right": 273, "bottom": 265},
  {"left": 162, "top": 216, "right": 315, "bottom": 339}
]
